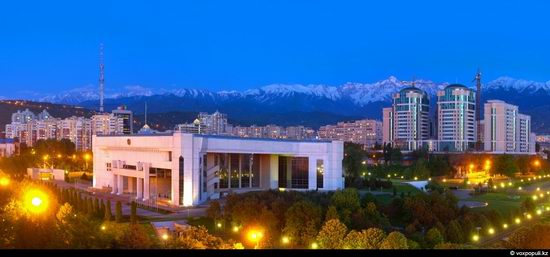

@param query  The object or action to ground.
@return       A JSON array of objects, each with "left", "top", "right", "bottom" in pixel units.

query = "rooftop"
[{"left": 97, "top": 132, "right": 335, "bottom": 143}]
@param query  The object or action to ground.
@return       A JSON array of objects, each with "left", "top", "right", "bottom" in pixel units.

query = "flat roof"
[{"left": 97, "top": 132, "right": 335, "bottom": 143}]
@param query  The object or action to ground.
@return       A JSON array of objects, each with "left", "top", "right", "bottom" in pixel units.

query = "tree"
[
  {"left": 493, "top": 154, "right": 519, "bottom": 177},
  {"left": 130, "top": 201, "right": 138, "bottom": 224},
  {"left": 426, "top": 228, "right": 444, "bottom": 248},
  {"left": 330, "top": 188, "right": 361, "bottom": 225},
  {"left": 343, "top": 142, "right": 365, "bottom": 187},
  {"left": 115, "top": 201, "right": 123, "bottom": 222},
  {"left": 316, "top": 219, "right": 348, "bottom": 249},
  {"left": 344, "top": 227, "right": 386, "bottom": 249},
  {"left": 118, "top": 224, "right": 153, "bottom": 249},
  {"left": 104, "top": 200, "right": 112, "bottom": 221},
  {"left": 445, "top": 220, "right": 464, "bottom": 243},
  {"left": 206, "top": 200, "right": 223, "bottom": 221},
  {"left": 168, "top": 226, "right": 232, "bottom": 249},
  {"left": 324, "top": 205, "right": 339, "bottom": 222},
  {"left": 379, "top": 231, "right": 409, "bottom": 249},
  {"left": 283, "top": 200, "right": 322, "bottom": 247},
  {"left": 521, "top": 198, "right": 536, "bottom": 213}
]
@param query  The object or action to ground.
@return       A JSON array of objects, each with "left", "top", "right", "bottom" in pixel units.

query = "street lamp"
[
  {"left": 281, "top": 236, "right": 290, "bottom": 245},
  {"left": 23, "top": 188, "right": 49, "bottom": 214},
  {"left": 311, "top": 242, "right": 319, "bottom": 249},
  {"left": 0, "top": 177, "right": 9, "bottom": 187},
  {"left": 247, "top": 228, "right": 264, "bottom": 249}
]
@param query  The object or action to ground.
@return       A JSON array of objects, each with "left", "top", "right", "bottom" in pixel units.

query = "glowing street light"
[
  {"left": 536, "top": 209, "right": 542, "bottom": 215},
  {"left": 537, "top": 187, "right": 541, "bottom": 191},
  {"left": 0, "top": 177, "right": 9, "bottom": 187},
  {"left": 233, "top": 226, "right": 240, "bottom": 233},
  {"left": 247, "top": 228, "right": 264, "bottom": 249},
  {"left": 281, "top": 236, "right": 290, "bottom": 245},
  {"left": 311, "top": 242, "right": 319, "bottom": 249},
  {"left": 414, "top": 177, "right": 418, "bottom": 181},
  {"left": 518, "top": 187, "right": 522, "bottom": 190},
  {"left": 216, "top": 222, "right": 222, "bottom": 228},
  {"left": 534, "top": 160, "right": 541, "bottom": 167},
  {"left": 161, "top": 234, "right": 169, "bottom": 241},
  {"left": 502, "top": 223, "right": 508, "bottom": 229},
  {"left": 533, "top": 195, "right": 538, "bottom": 201},
  {"left": 515, "top": 218, "right": 521, "bottom": 224},
  {"left": 101, "top": 225, "right": 106, "bottom": 231},
  {"left": 488, "top": 228, "right": 495, "bottom": 235},
  {"left": 472, "top": 234, "right": 479, "bottom": 242},
  {"left": 526, "top": 214, "right": 532, "bottom": 220},
  {"left": 442, "top": 179, "right": 447, "bottom": 183},
  {"left": 23, "top": 189, "right": 49, "bottom": 214}
]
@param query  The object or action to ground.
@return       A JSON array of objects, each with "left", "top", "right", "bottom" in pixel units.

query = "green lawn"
[{"left": 467, "top": 192, "right": 527, "bottom": 217}]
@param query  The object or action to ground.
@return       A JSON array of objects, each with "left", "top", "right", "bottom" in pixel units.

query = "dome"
[
  {"left": 399, "top": 86, "right": 425, "bottom": 94},
  {"left": 445, "top": 84, "right": 468, "bottom": 90}
]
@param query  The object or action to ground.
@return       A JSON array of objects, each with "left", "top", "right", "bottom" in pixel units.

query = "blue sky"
[{"left": 1, "top": 0, "right": 549, "bottom": 98}]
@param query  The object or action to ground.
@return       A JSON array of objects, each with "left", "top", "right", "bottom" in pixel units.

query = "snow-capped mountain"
[{"left": 30, "top": 76, "right": 550, "bottom": 132}]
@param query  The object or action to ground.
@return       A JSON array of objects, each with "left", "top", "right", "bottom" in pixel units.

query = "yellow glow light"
[
  {"left": 162, "top": 234, "right": 169, "bottom": 240},
  {"left": 23, "top": 189, "right": 49, "bottom": 214},
  {"left": 533, "top": 195, "right": 538, "bottom": 200},
  {"left": 540, "top": 193, "right": 544, "bottom": 198},
  {"left": 488, "top": 228, "right": 495, "bottom": 235},
  {"left": 281, "top": 236, "right": 290, "bottom": 244},
  {"left": 503, "top": 223, "right": 508, "bottom": 229},
  {"left": 101, "top": 225, "right": 106, "bottom": 231},
  {"left": 443, "top": 179, "right": 447, "bottom": 183},
  {"left": 247, "top": 228, "right": 264, "bottom": 245},
  {"left": 537, "top": 209, "right": 542, "bottom": 215},
  {"left": 414, "top": 177, "right": 418, "bottom": 181},
  {"left": 0, "top": 177, "right": 9, "bottom": 187},
  {"left": 527, "top": 214, "right": 532, "bottom": 219},
  {"left": 508, "top": 182, "right": 512, "bottom": 186},
  {"left": 493, "top": 186, "right": 497, "bottom": 189},
  {"left": 518, "top": 187, "right": 522, "bottom": 190},
  {"left": 537, "top": 187, "right": 541, "bottom": 191},
  {"left": 217, "top": 222, "right": 222, "bottom": 228},
  {"left": 515, "top": 218, "right": 521, "bottom": 224},
  {"left": 472, "top": 235, "right": 479, "bottom": 242},
  {"left": 387, "top": 174, "right": 391, "bottom": 178},
  {"left": 311, "top": 242, "right": 319, "bottom": 249},
  {"left": 546, "top": 207, "right": 550, "bottom": 211},
  {"left": 233, "top": 226, "right": 239, "bottom": 233}
]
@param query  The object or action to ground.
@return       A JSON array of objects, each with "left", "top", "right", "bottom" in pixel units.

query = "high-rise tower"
[
  {"left": 474, "top": 69, "right": 482, "bottom": 150},
  {"left": 99, "top": 44, "right": 105, "bottom": 113}
]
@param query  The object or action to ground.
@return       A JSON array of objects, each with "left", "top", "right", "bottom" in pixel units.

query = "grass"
[{"left": 467, "top": 192, "right": 527, "bottom": 217}]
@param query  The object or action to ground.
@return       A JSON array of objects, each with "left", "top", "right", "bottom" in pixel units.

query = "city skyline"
[{"left": 2, "top": 1, "right": 550, "bottom": 99}]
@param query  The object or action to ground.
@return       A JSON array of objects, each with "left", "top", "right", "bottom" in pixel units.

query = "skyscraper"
[
  {"left": 382, "top": 87, "right": 430, "bottom": 151},
  {"left": 436, "top": 84, "right": 476, "bottom": 152},
  {"left": 111, "top": 106, "right": 133, "bottom": 135},
  {"left": 484, "top": 100, "right": 534, "bottom": 153}
]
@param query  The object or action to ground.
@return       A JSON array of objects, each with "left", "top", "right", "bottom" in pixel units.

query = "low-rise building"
[{"left": 92, "top": 133, "right": 344, "bottom": 207}]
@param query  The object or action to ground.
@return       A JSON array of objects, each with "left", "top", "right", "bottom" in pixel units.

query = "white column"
[
  {"left": 112, "top": 174, "right": 118, "bottom": 194},
  {"left": 143, "top": 164, "right": 150, "bottom": 200},
  {"left": 137, "top": 178, "right": 143, "bottom": 199},
  {"left": 308, "top": 156, "right": 317, "bottom": 190},
  {"left": 117, "top": 175, "right": 124, "bottom": 195}
]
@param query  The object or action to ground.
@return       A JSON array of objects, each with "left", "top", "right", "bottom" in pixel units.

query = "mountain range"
[{"left": 16, "top": 76, "right": 550, "bottom": 133}]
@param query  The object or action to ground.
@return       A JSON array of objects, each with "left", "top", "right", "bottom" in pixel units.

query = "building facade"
[
  {"left": 484, "top": 100, "right": 535, "bottom": 154},
  {"left": 382, "top": 87, "right": 430, "bottom": 151},
  {"left": 436, "top": 84, "right": 476, "bottom": 152},
  {"left": 92, "top": 133, "right": 344, "bottom": 207},
  {"left": 0, "top": 139, "right": 17, "bottom": 157},
  {"left": 318, "top": 119, "right": 382, "bottom": 149}
]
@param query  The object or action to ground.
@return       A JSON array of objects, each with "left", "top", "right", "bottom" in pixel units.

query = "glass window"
[
  {"left": 241, "top": 154, "right": 251, "bottom": 188},
  {"left": 317, "top": 159, "right": 324, "bottom": 189},
  {"left": 252, "top": 155, "right": 260, "bottom": 187},
  {"left": 291, "top": 157, "right": 309, "bottom": 189},
  {"left": 278, "top": 156, "right": 287, "bottom": 188},
  {"left": 230, "top": 154, "right": 240, "bottom": 188}
]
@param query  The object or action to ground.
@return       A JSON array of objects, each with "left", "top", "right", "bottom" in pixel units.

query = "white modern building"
[
  {"left": 0, "top": 139, "right": 16, "bottom": 157},
  {"left": 436, "top": 84, "right": 477, "bottom": 152},
  {"left": 92, "top": 133, "right": 344, "bottom": 207},
  {"left": 382, "top": 87, "right": 430, "bottom": 151},
  {"left": 484, "top": 100, "right": 535, "bottom": 154}
]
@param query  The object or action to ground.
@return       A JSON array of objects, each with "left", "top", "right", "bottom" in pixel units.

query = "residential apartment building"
[
  {"left": 318, "top": 119, "right": 382, "bottom": 149},
  {"left": 436, "top": 84, "right": 476, "bottom": 152},
  {"left": 382, "top": 87, "right": 430, "bottom": 151},
  {"left": 484, "top": 100, "right": 535, "bottom": 154}
]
